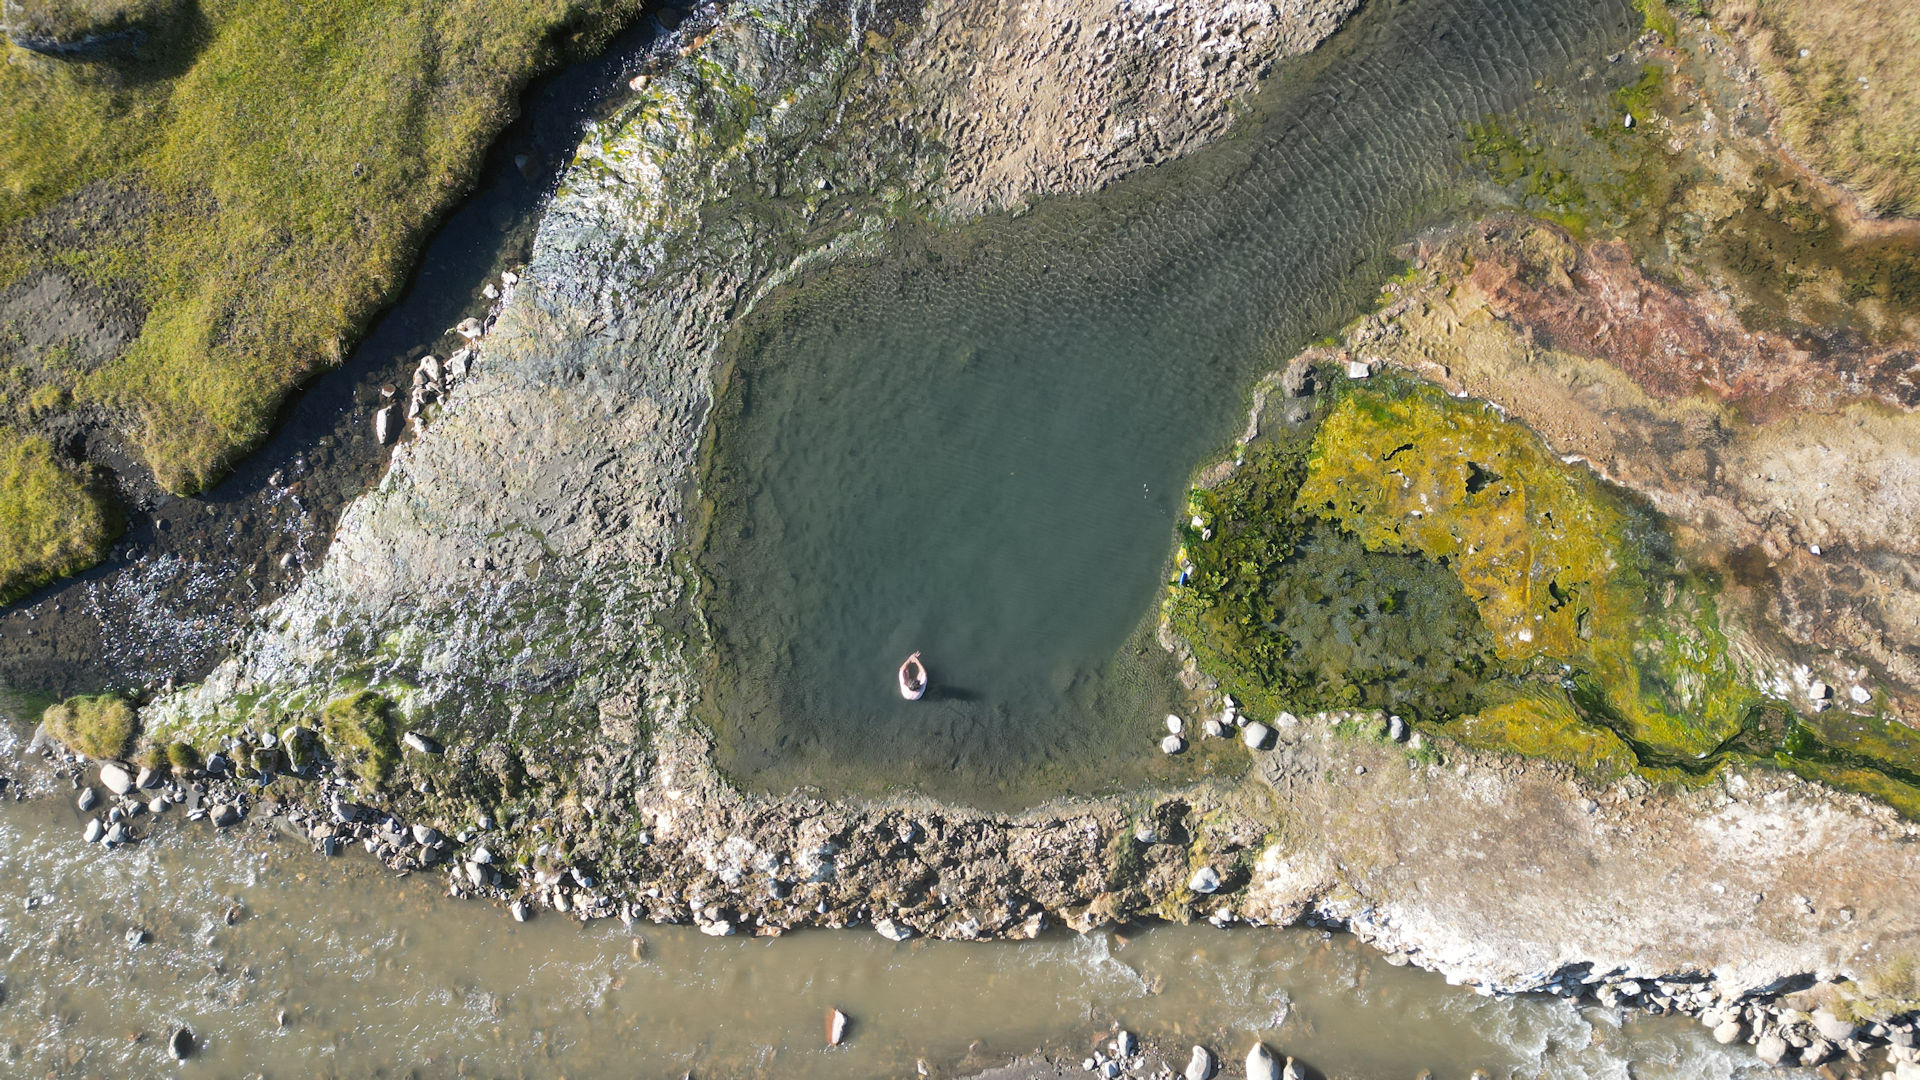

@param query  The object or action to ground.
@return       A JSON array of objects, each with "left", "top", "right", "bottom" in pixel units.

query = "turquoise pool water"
[{"left": 700, "top": 0, "right": 1641, "bottom": 806}]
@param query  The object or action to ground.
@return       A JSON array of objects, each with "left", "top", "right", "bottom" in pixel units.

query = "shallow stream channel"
[{"left": 0, "top": 733, "right": 1797, "bottom": 1078}]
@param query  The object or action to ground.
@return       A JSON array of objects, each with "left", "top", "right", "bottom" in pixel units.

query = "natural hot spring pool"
[{"left": 697, "top": 0, "right": 1642, "bottom": 807}]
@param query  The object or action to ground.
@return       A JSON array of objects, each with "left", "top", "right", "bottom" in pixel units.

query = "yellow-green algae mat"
[{"left": 1168, "top": 371, "right": 1920, "bottom": 816}]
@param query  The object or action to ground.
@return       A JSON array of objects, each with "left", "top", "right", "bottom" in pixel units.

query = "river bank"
[{"left": 0, "top": 728, "right": 1791, "bottom": 1079}]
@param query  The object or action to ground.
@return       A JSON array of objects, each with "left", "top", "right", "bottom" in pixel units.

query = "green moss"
[
  {"left": 165, "top": 740, "right": 201, "bottom": 773},
  {"left": 0, "top": 0, "right": 647, "bottom": 571},
  {"left": 319, "top": 690, "right": 400, "bottom": 787},
  {"left": 1298, "top": 380, "right": 1751, "bottom": 758},
  {"left": 1169, "top": 433, "right": 1503, "bottom": 726},
  {"left": 1634, "top": 0, "right": 1680, "bottom": 41},
  {"left": 1448, "top": 695, "right": 1637, "bottom": 777},
  {"left": 0, "top": 428, "right": 117, "bottom": 602},
  {"left": 41, "top": 692, "right": 135, "bottom": 759}
]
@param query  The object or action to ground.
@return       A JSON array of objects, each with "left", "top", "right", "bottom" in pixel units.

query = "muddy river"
[{"left": 0, "top": 729, "right": 1798, "bottom": 1079}]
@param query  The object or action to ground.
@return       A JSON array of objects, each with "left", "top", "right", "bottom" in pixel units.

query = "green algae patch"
[
  {"left": 0, "top": 429, "right": 118, "bottom": 603},
  {"left": 1449, "top": 695, "right": 1637, "bottom": 777},
  {"left": 42, "top": 692, "right": 135, "bottom": 759},
  {"left": 1777, "top": 711, "right": 1920, "bottom": 819},
  {"left": 319, "top": 691, "right": 400, "bottom": 788},
  {"left": 1298, "top": 385, "right": 1622, "bottom": 661},
  {"left": 1297, "top": 381, "right": 1751, "bottom": 759},
  {"left": 1168, "top": 430, "right": 1503, "bottom": 727}
]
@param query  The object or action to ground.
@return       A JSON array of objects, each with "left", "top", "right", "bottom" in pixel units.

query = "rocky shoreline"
[
  {"left": 35, "top": 692, "right": 1920, "bottom": 1075},
  {"left": 23, "top": 0, "right": 1920, "bottom": 1075}
]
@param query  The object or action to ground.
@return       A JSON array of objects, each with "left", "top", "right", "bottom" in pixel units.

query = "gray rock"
[
  {"left": 148, "top": 796, "right": 170, "bottom": 814},
  {"left": 211, "top": 804, "right": 241, "bottom": 828},
  {"left": 472, "top": 845, "right": 494, "bottom": 865},
  {"left": 411, "top": 823, "right": 441, "bottom": 846},
  {"left": 828, "top": 1007, "right": 849, "bottom": 1046},
  {"left": 99, "top": 763, "right": 135, "bottom": 796},
  {"left": 1185, "top": 1045, "right": 1214, "bottom": 1080},
  {"left": 1283, "top": 1059, "right": 1304, "bottom": 1080},
  {"left": 1712, "top": 1019, "right": 1744, "bottom": 1045},
  {"left": 1388, "top": 715, "right": 1408, "bottom": 742},
  {"left": 1189, "top": 866, "right": 1221, "bottom": 894},
  {"left": 1161, "top": 734, "right": 1186, "bottom": 755},
  {"left": 511, "top": 899, "right": 530, "bottom": 922},
  {"left": 76, "top": 788, "right": 97, "bottom": 812},
  {"left": 1246, "top": 1042, "right": 1281, "bottom": 1080},
  {"left": 105, "top": 821, "right": 131, "bottom": 845},
  {"left": 1811, "top": 1009, "right": 1857, "bottom": 1042},
  {"left": 1755, "top": 1034, "right": 1788, "bottom": 1066},
  {"left": 375, "top": 404, "right": 401, "bottom": 444},
  {"left": 1799, "top": 1038, "right": 1834, "bottom": 1066},
  {"left": 331, "top": 796, "right": 370, "bottom": 824},
  {"left": 135, "top": 766, "right": 158, "bottom": 790},
  {"left": 402, "top": 731, "right": 443, "bottom": 754},
  {"left": 875, "top": 917, "right": 913, "bottom": 942},
  {"left": 1242, "top": 721, "right": 1274, "bottom": 750},
  {"left": 83, "top": 819, "right": 104, "bottom": 844},
  {"left": 1114, "top": 1030, "right": 1136, "bottom": 1058},
  {"left": 168, "top": 1026, "right": 194, "bottom": 1061}
]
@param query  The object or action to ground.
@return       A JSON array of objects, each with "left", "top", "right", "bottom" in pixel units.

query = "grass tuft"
[
  {"left": 42, "top": 691, "right": 136, "bottom": 758},
  {"left": 319, "top": 690, "right": 399, "bottom": 787},
  {"left": 0, "top": 427, "right": 117, "bottom": 603}
]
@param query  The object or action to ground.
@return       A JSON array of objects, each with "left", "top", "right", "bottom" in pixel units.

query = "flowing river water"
[{"left": 0, "top": 732, "right": 1796, "bottom": 1078}]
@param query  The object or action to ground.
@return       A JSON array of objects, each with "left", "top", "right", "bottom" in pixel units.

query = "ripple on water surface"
[{"left": 700, "top": 0, "right": 1643, "bottom": 805}]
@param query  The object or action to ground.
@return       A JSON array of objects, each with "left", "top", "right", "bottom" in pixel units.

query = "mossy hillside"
[
  {"left": 41, "top": 691, "right": 135, "bottom": 758},
  {"left": 0, "top": 428, "right": 117, "bottom": 603},
  {"left": 0, "top": 0, "right": 648, "bottom": 590}
]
